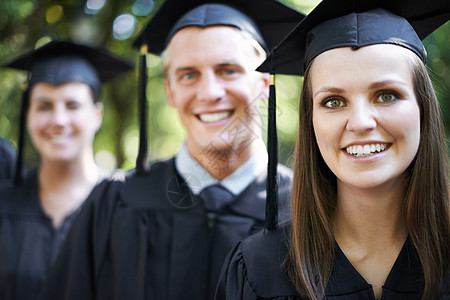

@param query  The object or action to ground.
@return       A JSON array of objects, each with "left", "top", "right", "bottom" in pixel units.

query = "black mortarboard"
[
  {"left": 258, "top": 0, "right": 450, "bottom": 230},
  {"left": 6, "top": 40, "right": 133, "bottom": 99},
  {"left": 133, "top": 0, "right": 304, "bottom": 55},
  {"left": 258, "top": 0, "right": 450, "bottom": 75},
  {"left": 132, "top": 0, "right": 305, "bottom": 230},
  {"left": 4, "top": 40, "right": 133, "bottom": 185}
]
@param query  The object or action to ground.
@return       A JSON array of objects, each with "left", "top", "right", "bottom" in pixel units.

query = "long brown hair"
[{"left": 286, "top": 53, "right": 450, "bottom": 300}]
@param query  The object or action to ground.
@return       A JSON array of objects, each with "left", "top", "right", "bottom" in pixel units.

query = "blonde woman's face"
[{"left": 310, "top": 44, "right": 420, "bottom": 191}]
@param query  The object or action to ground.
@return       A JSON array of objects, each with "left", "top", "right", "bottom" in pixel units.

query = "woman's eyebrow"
[
  {"left": 313, "top": 86, "right": 344, "bottom": 98},
  {"left": 368, "top": 79, "right": 408, "bottom": 90}
]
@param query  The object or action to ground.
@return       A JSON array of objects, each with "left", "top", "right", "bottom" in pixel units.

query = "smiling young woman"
[
  {"left": 290, "top": 46, "right": 445, "bottom": 299},
  {"left": 311, "top": 45, "right": 421, "bottom": 192},
  {"left": 216, "top": 1, "right": 450, "bottom": 299}
]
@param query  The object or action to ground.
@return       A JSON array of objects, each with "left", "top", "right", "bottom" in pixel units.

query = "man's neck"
[
  {"left": 187, "top": 143, "right": 258, "bottom": 181},
  {"left": 38, "top": 155, "right": 99, "bottom": 228},
  {"left": 175, "top": 140, "right": 268, "bottom": 195}
]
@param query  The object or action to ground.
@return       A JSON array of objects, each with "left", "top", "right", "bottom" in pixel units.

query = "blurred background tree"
[{"left": 0, "top": 0, "right": 448, "bottom": 172}]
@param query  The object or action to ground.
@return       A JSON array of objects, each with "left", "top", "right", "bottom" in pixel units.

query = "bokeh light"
[
  {"left": 132, "top": 0, "right": 154, "bottom": 16},
  {"left": 112, "top": 13, "right": 136, "bottom": 40},
  {"left": 35, "top": 36, "right": 52, "bottom": 48},
  {"left": 84, "top": 0, "right": 106, "bottom": 15},
  {"left": 45, "top": 5, "right": 63, "bottom": 24},
  {"left": 95, "top": 150, "right": 117, "bottom": 172}
]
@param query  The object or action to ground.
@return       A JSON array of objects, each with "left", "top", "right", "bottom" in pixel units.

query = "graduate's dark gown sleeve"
[
  {"left": 216, "top": 222, "right": 299, "bottom": 300},
  {"left": 216, "top": 242, "right": 258, "bottom": 300},
  {"left": 38, "top": 175, "right": 125, "bottom": 300}
]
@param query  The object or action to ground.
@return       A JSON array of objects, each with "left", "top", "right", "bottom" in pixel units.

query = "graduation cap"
[
  {"left": 4, "top": 40, "right": 133, "bottom": 186},
  {"left": 259, "top": 0, "right": 450, "bottom": 75},
  {"left": 132, "top": 0, "right": 305, "bottom": 230},
  {"left": 257, "top": 0, "right": 450, "bottom": 229}
]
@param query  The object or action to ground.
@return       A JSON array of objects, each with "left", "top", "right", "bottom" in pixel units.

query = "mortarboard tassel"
[
  {"left": 265, "top": 50, "right": 278, "bottom": 231},
  {"left": 14, "top": 86, "right": 29, "bottom": 186},
  {"left": 136, "top": 44, "right": 150, "bottom": 175}
]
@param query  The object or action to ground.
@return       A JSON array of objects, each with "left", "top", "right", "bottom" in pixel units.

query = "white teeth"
[
  {"left": 346, "top": 143, "right": 388, "bottom": 157},
  {"left": 356, "top": 145, "right": 363, "bottom": 154},
  {"left": 198, "top": 111, "right": 231, "bottom": 122},
  {"left": 363, "top": 145, "right": 370, "bottom": 155},
  {"left": 50, "top": 134, "right": 69, "bottom": 143}
]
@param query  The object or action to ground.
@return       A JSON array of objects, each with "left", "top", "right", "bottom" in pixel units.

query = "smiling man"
[
  {"left": 39, "top": 1, "right": 303, "bottom": 299},
  {"left": 163, "top": 24, "right": 270, "bottom": 180}
]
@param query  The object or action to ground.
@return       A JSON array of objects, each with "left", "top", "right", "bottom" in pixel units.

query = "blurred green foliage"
[{"left": 0, "top": 0, "right": 448, "bottom": 172}]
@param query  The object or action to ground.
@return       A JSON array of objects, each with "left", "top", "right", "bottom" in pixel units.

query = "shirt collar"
[{"left": 175, "top": 140, "right": 268, "bottom": 195}]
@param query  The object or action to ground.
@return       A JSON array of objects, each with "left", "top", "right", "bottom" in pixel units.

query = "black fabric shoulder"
[
  {"left": 0, "top": 171, "right": 39, "bottom": 214},
  {"left": 216, "top": 221, "right": 303, "bottom": 300},
  {"left": 240, "top": 221, "right": 299, "bottom": 298},
  {"left": 119, "top": 159, "right": 295, "bottom": 213},
  {"left": 120, "top": 158, "right": 195, "bottom": 210}
]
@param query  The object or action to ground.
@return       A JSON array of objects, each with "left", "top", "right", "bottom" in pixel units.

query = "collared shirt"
[{"left": 175, "top": 139, "right": 268, "bottom": 196}]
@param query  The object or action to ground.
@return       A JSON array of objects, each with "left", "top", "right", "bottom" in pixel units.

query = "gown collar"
[{"left": 326, "top": 237, "right": 423, "bottom": 298}]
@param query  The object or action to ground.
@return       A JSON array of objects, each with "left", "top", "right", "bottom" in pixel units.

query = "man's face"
[
  {"left": 27, "top": 82, "right": 103, "bottom": 163},
  {"left": 164, "top": 26, "right": 269, "bottom": 164}
]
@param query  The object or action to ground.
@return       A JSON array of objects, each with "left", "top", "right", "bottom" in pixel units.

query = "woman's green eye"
[
  {"left": 324, "top": 98, "right": 343, "bottom": 108},
  {"left": 377, "top": 93, "right": 396, "bottom": 103}
]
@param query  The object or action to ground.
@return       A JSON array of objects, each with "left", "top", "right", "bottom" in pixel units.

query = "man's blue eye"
[{"left": 183, "top": 73, "right": 195, "bottom": 79}]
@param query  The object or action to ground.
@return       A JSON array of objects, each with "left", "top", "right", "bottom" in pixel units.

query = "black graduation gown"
[
  {"left": 39, "top": 157, "right": 293, "bottom": 300},
  {"left": 216, "top": 221, "right": 450, "bottom": 300},
  {"left": 0, "top": 138, "right": 16, "bottom": 182},
  {"left": 0, "top": 171, "right": 95, "bottom": 300}
]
